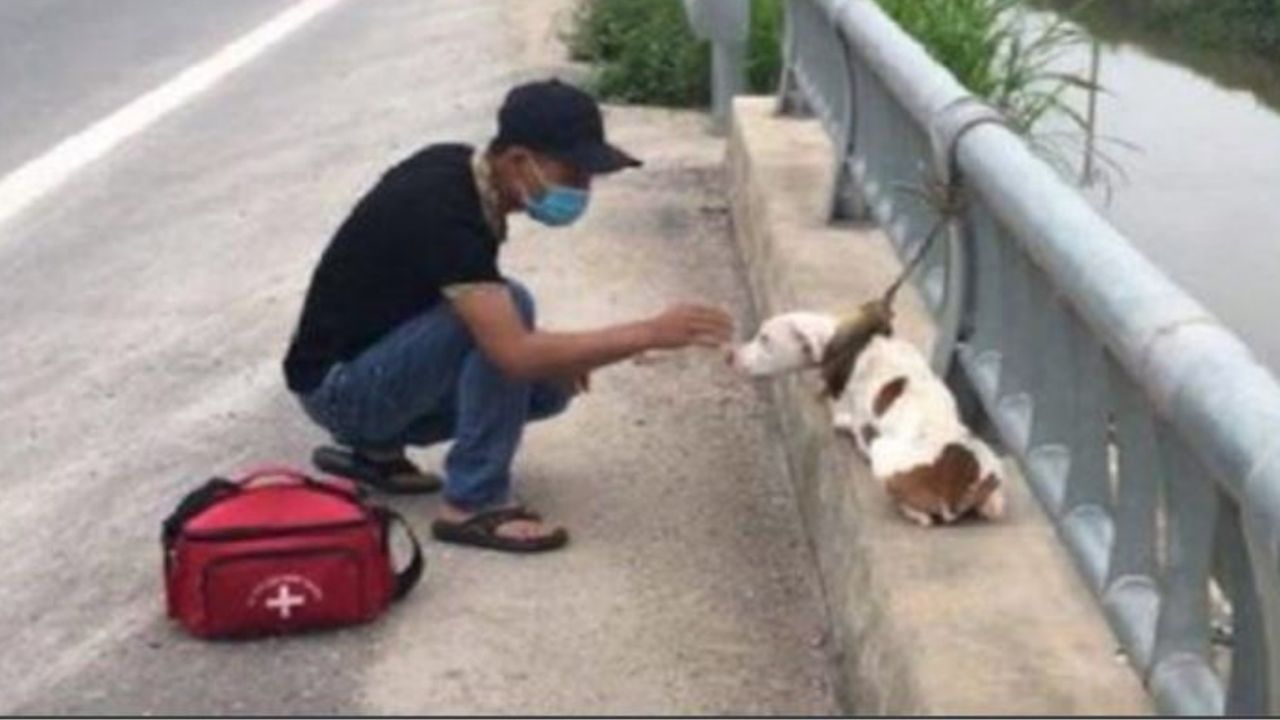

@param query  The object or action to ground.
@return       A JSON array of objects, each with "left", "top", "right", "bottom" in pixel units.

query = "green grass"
[
  {"left": 877, "top": 0, "right": 1013, "bottom": 100},
  {"left": 563, "top": 0, "right": 784, "bottom": 107},
  {"left": 564, "top": 0, "right": 710, "bottom": 107},
  {"left": 1039, "top": 0, "right": 1280, "bottom": 62},
  {"left": 562, "top": 0, "right": 1110, "bottom": 180},
  {"left": 875, "top": 0, "right": 1122, "bottom": 186},
  {"left": 877, "top": 0, "right": 1096, "bottom": 134},
  {"left": 1106, "top": 0, "right": 1280, "bottom": 60},
  {"left": 563, "top": 0, "right": 1123, "bottom": 194},
  {"left": 564, "top": 0, "right": 1090, "bottom": 129},
  {"left": 747, "top": 0, "right": 785, "bottom": 94}
]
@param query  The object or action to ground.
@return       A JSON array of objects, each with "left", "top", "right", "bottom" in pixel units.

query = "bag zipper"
[{"left": 182, "top": 518, "right": 371, "bottom": 542}]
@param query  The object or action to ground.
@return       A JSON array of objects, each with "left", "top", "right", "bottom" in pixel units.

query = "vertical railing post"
[
  {"left": 681, "top": 0, "right": 750, "bottom": 134},
  {"left": 1216, "top": 501, "right": 1271, "bottom": 714},
  {"left": 710, "top": 37, "right": 747, "bottom": 132},
  {"left": 776, "top": 0, "right": 806, "bottom": 116},
  {"left": 1147, "top": 428, "right": 1224, "bottom": 714}
]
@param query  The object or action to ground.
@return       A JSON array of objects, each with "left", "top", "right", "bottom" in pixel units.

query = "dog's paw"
[
  {"left": 900, "top": 505, "right": 935, "bottom": 527},
  {"left": 978, "top": 487, "right": 1007, "bottom": 520}
]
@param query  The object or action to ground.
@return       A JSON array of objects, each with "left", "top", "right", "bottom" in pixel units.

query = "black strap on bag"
[
  {"left": 162, "top": 477, "right": 238, "bottom": 552},
  {"left": 373, "top": 506, "right": 426, "bottom": 602}
]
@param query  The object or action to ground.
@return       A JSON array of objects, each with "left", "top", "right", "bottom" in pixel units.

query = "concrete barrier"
[{"left": 727, "top": 96, "right": 1152, "bottom": 715}]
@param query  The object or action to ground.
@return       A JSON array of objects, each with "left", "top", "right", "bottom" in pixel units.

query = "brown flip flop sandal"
[
  {"left": 312, "top": 445, "right": 443, "bottom": 495},
  {"left": 431, "top": 506, "right": 569, "bottom": 553}
]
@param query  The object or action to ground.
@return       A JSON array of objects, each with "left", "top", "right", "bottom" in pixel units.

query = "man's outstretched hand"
[{"left": 646, "top": 304, "right": 735, "bottom": 350}]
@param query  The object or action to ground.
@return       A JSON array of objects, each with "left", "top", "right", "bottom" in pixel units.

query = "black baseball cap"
[{"left": 495, "top": 79, "right": 642, "bottom": 175}]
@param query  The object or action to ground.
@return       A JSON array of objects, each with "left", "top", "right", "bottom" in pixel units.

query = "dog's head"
[{"left": 730, "top": 312, "right": 837, "bottom": 377}]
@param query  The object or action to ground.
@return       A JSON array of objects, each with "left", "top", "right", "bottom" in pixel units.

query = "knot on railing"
[
  {"left": 886, "top": 97, "right": 1007, "bottom": 307},
  {"left": 819, "top": 97, "right": 1008, "bottom": 401}
]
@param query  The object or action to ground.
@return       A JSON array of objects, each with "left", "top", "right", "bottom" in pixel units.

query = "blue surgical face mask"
[{"left": 523, "top": 161, "right": 590, "bottom": 227}]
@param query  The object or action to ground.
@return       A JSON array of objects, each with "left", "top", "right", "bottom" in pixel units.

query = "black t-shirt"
[{"left": 283, "top": 144, "right": 502, "bottom": 394}]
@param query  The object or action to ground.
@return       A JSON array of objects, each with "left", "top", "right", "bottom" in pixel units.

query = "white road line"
[{"left": 0, "top": 0, "right": 344, "bottom": 231}]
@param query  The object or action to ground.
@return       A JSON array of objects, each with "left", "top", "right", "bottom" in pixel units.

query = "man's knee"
[{"left": 505, "top": 278, "right": 536, "bottom": 329}]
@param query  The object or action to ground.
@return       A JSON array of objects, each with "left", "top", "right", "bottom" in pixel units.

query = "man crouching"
[{"left": 283, "top": 80, "right": 732, "bottom": 553}]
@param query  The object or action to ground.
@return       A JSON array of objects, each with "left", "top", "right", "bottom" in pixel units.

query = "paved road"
[
  {"left": 0, "top": 0, "right": 838, "bottom": 714},
  {"left": 0, "top": 0, "right": 295, "bottom": 175}
]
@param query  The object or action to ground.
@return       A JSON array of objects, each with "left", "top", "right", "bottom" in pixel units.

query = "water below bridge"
[{"left": 1038, "top": 4, "right": 1280, "bottom": 374}]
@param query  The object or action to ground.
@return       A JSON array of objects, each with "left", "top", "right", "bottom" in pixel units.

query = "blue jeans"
[{"left": 298, "top": 279, "right": 572, "bottom": 511}]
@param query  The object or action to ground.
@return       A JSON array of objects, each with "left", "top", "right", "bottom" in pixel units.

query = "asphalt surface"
[
  {"left": 0, "top": 0, "right": 838, "bottom": 713},
  {"left": 0, "top": 0, "right": 295, "bottom": 175}
]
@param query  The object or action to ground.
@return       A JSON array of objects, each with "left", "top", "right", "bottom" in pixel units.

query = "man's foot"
[
  {"left": 431, "top": 502, "right": 568, "bottom": 553},
  {"left": 312, "top": 445, "right": 443, "bottom": 495}
]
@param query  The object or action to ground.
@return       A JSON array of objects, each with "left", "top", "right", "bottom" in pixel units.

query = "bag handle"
[
  {"left": 161, "top": 476, "right": 238, "bottom": 552},
  {"left": 237, "top": 465, "right": 319, "bottom": 487},
  {"left": 162, "top": 466, "right": 364, "bottom": 552},
  {"left": 374, "top": 507, "right": 426, "bottom": 602},
  {"left": 236, "top": 465, "right": 364, "bottom": 500}
]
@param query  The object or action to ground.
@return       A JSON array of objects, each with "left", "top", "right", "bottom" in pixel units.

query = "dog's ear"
[
  {"left": 859, "top": 299, "right": 895, "bottom": 335},
  {"left": 787, "top": 321, "right": 828, "bottom": 365},
  {"left": 819, "top": 302, "right": 891, "bottom": 399}
]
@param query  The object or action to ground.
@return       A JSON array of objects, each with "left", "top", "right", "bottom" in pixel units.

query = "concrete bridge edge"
[{"left": 724, "top": 96, "right": 1153, "bottom": 716}]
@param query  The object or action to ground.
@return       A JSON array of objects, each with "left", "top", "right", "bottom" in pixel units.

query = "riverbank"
[
  {"left": 1057, "top": 0, "right": 1280, "bottom": 61},
  {"left": 1041, "top": 0, "right": 1280, "bottom": 114}
]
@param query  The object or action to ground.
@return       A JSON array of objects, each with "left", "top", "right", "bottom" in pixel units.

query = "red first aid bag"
[{"left": 162, "top": 466, "right": 424, "bottom": 639}]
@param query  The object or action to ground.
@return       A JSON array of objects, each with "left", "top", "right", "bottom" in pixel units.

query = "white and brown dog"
[{"left": 731, "top": 311, "right": 1006, "bottom": 526}]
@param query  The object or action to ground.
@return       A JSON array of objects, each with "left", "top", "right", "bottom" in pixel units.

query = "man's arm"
[{"left": 448, "top": 284, "right": 733, "bottom": 381}]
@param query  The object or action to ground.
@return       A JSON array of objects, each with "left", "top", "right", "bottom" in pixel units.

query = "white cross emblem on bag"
[{"left": 265, "top": 583, "right": 306, "bottom": 619}]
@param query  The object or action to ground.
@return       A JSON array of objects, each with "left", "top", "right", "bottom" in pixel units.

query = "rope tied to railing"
[
  {"left": 819, "top": 99, "right": 1009, "bottom": 398},
  {"left": 881, "top": 177, "right": 966, "bottom": 307}
]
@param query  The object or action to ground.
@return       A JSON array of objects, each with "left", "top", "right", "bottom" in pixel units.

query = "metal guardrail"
[
  {"left": 767, "top": 0, "right": 1280, "bottom": 715},
  {"left": 681, "top": 0, "right": 749, "bottom": 133}
]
